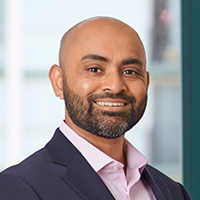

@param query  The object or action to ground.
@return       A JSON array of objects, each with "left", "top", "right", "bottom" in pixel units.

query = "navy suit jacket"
[{"left": 0, "top": 129, "right": 190, "bottom": 200}]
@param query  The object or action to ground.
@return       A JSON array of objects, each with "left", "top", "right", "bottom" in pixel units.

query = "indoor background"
[{"left": 0, "top": 0, "right": 182, "bottom": 182}]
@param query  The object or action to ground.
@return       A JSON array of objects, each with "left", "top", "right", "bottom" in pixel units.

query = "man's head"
[{"left": 49, "top": 17, "right": 149, "bottom": 139}]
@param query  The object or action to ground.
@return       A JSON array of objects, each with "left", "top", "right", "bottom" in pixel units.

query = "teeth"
[{"left": 96, "top": 102, "right": 125, "bottom": 107}]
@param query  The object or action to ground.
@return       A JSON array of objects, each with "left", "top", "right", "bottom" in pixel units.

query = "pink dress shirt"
[{"left": 60, "top": 121, "right": 156, "bottom": 200}]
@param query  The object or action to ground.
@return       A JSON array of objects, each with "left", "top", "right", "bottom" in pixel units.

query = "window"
[{"left": 0, "top": 0, "right": 182, "bottom": 183}]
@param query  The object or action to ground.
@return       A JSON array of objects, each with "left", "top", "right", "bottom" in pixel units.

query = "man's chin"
[
  {"left": 98, "top": 109, "right": 131, "bottom": 117},
  {"left": 89, "top": 119, "right": 130, "bottom": 139}
]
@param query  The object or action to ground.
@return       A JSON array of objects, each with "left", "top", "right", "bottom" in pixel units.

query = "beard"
[{"left": 62, "top": 78, "right": 147, "bottom": 138}]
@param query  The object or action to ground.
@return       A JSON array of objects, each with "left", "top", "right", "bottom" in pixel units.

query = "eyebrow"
[
  {"left": 122, "top": 58, "right": 143, "bottom": 67},
  {"left": 81, "top": 54, "right": 109, "bottom": 62}
]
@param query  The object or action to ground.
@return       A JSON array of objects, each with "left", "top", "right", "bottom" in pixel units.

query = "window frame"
[{"left": 182, "top": 0, "right": 200, "bottom": 199}]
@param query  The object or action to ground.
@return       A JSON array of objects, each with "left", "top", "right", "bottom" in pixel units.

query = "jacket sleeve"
[{"left": 0, "top": 173, "right": 40, "bottom": 200}]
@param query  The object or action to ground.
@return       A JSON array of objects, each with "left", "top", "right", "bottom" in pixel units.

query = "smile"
[{"left": 95, "top": 101, "right": 126, "bottom": 107}]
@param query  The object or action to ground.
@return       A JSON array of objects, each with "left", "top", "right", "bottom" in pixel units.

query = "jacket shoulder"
[
  {"left": 0, "top": 148, "right": 52, "bottom": 199},
  {"left": 144, "top": 164, "right": 191, "bottom": 200},
  {"left": 0, "top": 148, "right": 50, "bottom": 177},
  {"left": 0, "top": 173, "right": 40, "bottom": 200}
]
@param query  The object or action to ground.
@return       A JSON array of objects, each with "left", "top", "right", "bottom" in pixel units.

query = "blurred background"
[{"left": 0, "top": 0, "right": 182, "bottom": 181}]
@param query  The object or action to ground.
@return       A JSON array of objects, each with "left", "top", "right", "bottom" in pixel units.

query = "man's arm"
[{"left": 0, "top": 173, "right": 40, "bottom": 200}]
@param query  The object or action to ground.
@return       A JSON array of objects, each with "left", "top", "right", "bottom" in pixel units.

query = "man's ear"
[
  {"left": 146, "top": 71, "right": 150, "bottom": 90},
  {"left": 49, "top": 65, "right": 64, "bottom": 99}
]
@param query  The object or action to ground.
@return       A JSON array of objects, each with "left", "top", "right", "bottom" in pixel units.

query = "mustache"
[{"left": 87, "top": 92, "right": 136, "bottom": 104}]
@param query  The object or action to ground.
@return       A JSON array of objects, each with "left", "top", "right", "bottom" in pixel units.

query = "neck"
[{"left": 88, "top": 133, "right": 126, "bottom": 164}]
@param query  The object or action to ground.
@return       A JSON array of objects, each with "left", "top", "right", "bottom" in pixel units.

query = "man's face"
[{"left": 60, "top": 19, "right": 149, "bottom": 138}]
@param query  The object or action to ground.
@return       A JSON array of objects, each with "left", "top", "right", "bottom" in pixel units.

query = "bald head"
[
  {"left": 59, "top": 17, "right": 146, "bottom": 69},
  {"left": 49, "top": 17, "right": 149, "bottom": 139}
]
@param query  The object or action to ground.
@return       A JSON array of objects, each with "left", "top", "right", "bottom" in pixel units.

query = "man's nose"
[{"left": 101, "top": 71, "right": 127, "bottom": 93}]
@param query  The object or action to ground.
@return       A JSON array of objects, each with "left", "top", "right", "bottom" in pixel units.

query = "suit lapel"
[
  {"left": 61, "top": 153, "right": 115, "bottom": 200},
  {"left": 46, "top": 129, "right": 115, "bottom": 200},
  {"left": 142, "top": 165, "right": 173, "bottom": 200}
]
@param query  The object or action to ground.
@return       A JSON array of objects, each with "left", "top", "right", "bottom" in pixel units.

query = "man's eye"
[
  {"left": 123, "top": 70, "right": 136, "bottom": 75},
  {"left": 88, "top": 68, "right": 101, "bottom": 73}
]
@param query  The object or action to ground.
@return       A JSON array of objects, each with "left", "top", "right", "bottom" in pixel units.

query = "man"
[{"left": 0, "top": 17, "right": 190, "bottom": 199}]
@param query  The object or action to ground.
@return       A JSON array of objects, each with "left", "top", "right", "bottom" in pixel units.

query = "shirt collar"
[
  {"left": 125, "top": 139, "right": 147, "bottom": 174},
  {"left": 60, "top": 121, "right": 113, "bottom": 172},
  {"left": 59, "top": 121, "right": 147, "bottom": 174}
]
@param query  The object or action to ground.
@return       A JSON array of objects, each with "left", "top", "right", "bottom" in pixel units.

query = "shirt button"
[{"left": 112, "top": 164, "right": 119, "bottom": 170}]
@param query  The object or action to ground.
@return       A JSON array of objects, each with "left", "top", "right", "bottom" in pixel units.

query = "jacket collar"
[
  {"left": 46, "top": 128, "right": 173, "bottom": 200},
  {"left": 46, "top": 128, "right": 115, "bottom": 200}
]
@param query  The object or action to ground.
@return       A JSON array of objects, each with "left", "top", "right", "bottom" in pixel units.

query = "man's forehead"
[{"left": 59, "top": 17, "right": 146, "bottom": 66}]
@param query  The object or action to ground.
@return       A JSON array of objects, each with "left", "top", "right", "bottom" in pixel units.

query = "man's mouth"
[{"left": 95, "top": 101, "right": 127, "bottom": 107}]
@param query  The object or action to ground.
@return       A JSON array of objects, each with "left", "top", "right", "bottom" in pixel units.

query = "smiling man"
[{"left": 0, "top": 17, "right": 190, "bottom": 200}]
